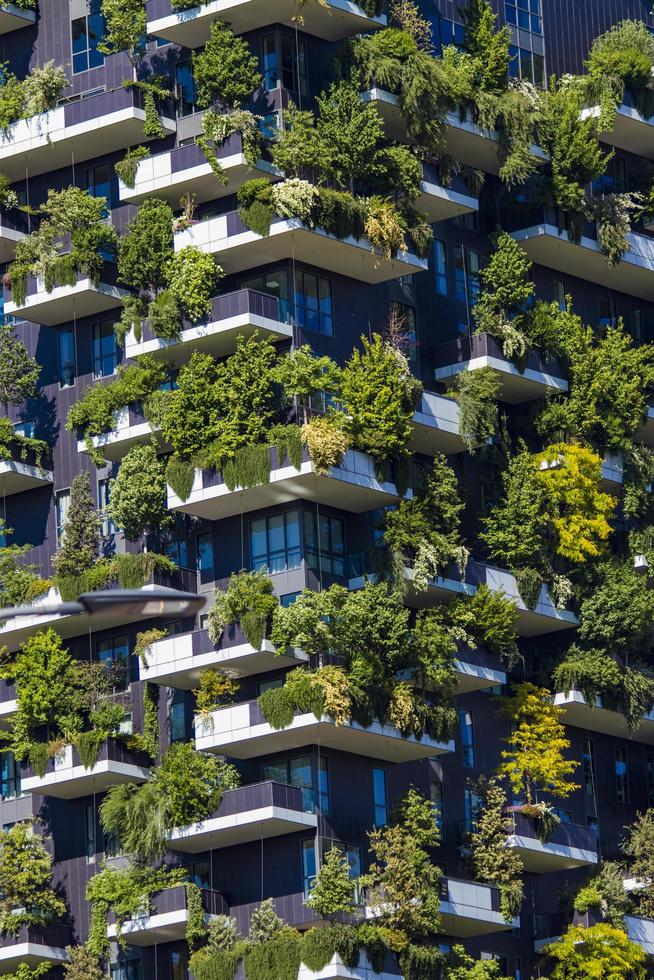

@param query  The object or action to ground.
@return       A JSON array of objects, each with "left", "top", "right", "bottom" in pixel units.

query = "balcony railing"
[
  {"left": 107, "top": 885, "right": 227, "bottom": 946},
  {"left": 439, "top": 876, "right": 518, "bottom": 936},
  {"left": 0, "top": 923, "right": 72, "bottom": 971},
  {"left": 21, "top": 738, "right": 151, "bottom": 799},
  {"left": 507, "top": 810, "right": 598, "bottom": 872}
]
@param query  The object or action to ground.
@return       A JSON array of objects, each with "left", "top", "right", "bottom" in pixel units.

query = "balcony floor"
[
  {"left": 416, "top": 181, "right": 478, "bottom": 224},
  {"left": 0, "top": 943, "right": 67, "bottom": 974},
  {"left": 507, "top": 835, "right": 598, "bottom": 872},
  {"left": 6, "top": 279, "right": 128, "bottom": 326},
  {"left": 583, "top": 103, "right": 654, "bottom": 160},
  {"left": 168, "top": 804, "right": 318, "bottom": 853},
  {"left": 453, "top": 658, "right": 507, "bottom": 694},
  {"left": 107, "top": 910, "right": 216, "bottom": 947}
]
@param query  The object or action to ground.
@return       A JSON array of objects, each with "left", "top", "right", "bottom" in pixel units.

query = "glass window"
[
  {"left": 553, "top": 278, "right": 566, "bottom": 312},
  {"left": 96, "top": 635, "right": 129, "bottom": 692},
  {"left": 505, "top": 0, "right": 541, "bottom": 34},
  {"left": 372, "top": 767, "right": 387, "bottom": 826},
  {"left": 58, "top": 328, "right": 76, "bottom": 388},
  {"left": 434, "top": 240, "right": 448, "bottom": 296},
  {"left": 85, "top": 803, "right": 96, "bottom": 863},
  {"left": 319, "top": 756, "right": 330, "bottom": 815},
  {"left": 188, "top": 859, "right": 210, "bottom": 889},
  {"left": 280, "top": 592, "right": 300, "bottom": 607},
  {"left": 582, "top": 737, "right": 595, "bottom": 797},
  {"left": 390, "top": 301, "right": 418, "bottom": 368},
  {"left": 72, "top": 6, "right": 105, "bottom": 74},
  {"left": 241, "top": 269, "right": 291, "bottom": 324},
  {"left": 175, "top": 60, "right": 196, "bottom": 117},
  {"left": 263, "top": 754, "right": 317, "bottom": 811},
  {"left": 262, "top": 34, "right": 277, "bottom": 91},
  {"left": 455, "top": 246, "right": 480, "bottom": 305},
  {"left": 430, "top": 779, "right": 444, "bottom": 839},
  {"left": 92, "top": 320, "right": 117, "bottom": 378},
  {"left": 630, "top": 305, "right": 643, "bottom": 343},
  {"left": 170, "top": 951, "right": 188, "bottom": 980},
  {"left": 615, "top": 746, "right": 629, "bottom": 803},
  {"left": 197, "top": 532, "right": 215, "bottom": 585},
  {"left": 86, "top": 163, "right": 111, "bottom": 214},
  {"left": 459, "top": 708, "right": 475, "bottom": 768},
  {"left": 464, "top": 787, "right": 482, "bottom": 832},
  {"left": 303, "top": 511, "right": 345, "bottom": 578},
  {"left": 110, "top": 963, "right": 142, "bottom": 980},
  {"left": 598, "top": 293, "right": 617, "bottom": 328},
  {"left": 250, "top": 510, "right": 300, "bottom": 573},
  {"left": 302, "top": 839, "right": 317, "bottom": 897},
  {"left": 55, "top": 489, "right": 71, "bottom": 546},
  {"left": 0, "top": 752, "right": 19, "bottom": 801},
  {"left": 294, "top": 271, "right": 334, "bottom": 336},
  {"left": 165, "top": 536, "right": 190, "bottom": 569},
  {"left": 98, "top": 478, "right": 114, "bottom": 539},
  {"left": 170, "top": 698, "right": 187, "bottom": 744},
  {"left": 281, "top": 34, "right": 307, "bottom": 95}
]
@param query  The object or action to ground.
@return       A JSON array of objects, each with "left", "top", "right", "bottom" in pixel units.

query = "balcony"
[
  {"left": 582, "top": 102, "right": 654, "bottom": 160},
  {"left": 0, "top": 441, "right": 53, "bottom": 495},
  {"left": 118, "top": 133, "right": 280, "bottom": 206},
  {"left": 0, "top": 210, "right": 27, "bottom": 263},
  {"left": 415, "top": 162, "right": 478, "bottom": 224},
  {"left": 0, "top": 924, "right": 71, "bottom": 973},
  {"left": 0, "top": 4, "right": 35, "bottom": 34},
  {"left": 147, "top": 0, "right": 386, "bottom": 47},
  {"left": 107, "top": 885, "right": 227, "bottom": 946},
  {"left": 399, "top": 644, "right": 506, "bottom": 696},
  {"left": 21, "top": 740, "right": 150, "bottom": 800},
  {"left": 0, "top": 87, "right": 176, "bottom": 182},
  {"left": 124, "top": 288, "right": 292, "bottom": 366},
  {"left": 168, "top": 447, "right": 409, "bottom": 521},
  {"left": 139, "top": 625, "right": 308, "bottom": 689},
  {"left": 5, "top": 270, "right": 128, "bottom": 326},
  {"left": 410, "top": 391, "right": 468, "bottom": 455},
  {"left": 298, "top": 953, "right": 400, "bottom": 980},
  {"left": 601, "top": 451, "right": 624, "bottom": 490},
  {"left": 195, "top": 700, "right": 455, "bottom": 762},
  {"left": 78, "top": 405, "right": 160, "bottom": 463},
  {"left": 168, "top": 780, "right": 317, "bottom": 853},
  {"left": 434, "top": 333, "right": 568, "bottom": 404},
  {"left": 506, "top": 810, "right": 598, "bottom": 872},
  {"left": 636, "top": 405, "right": 654, "bottom": 447},
  {"left": 360, "top": 90, "right": 546, "bottom": 175},
  {"left": 174, "top": 212, "right": 428, "bottom": 284},
  {"left": 626, "top": 915, "right": 654, "bottom": 955},
  {"left": 511, "top": 220, "right": 654, "bottom": 301},
  {"left": 554, "top": 690, "right": 654, "bottom": 744},
  {"left": 439, "top": 877, "right": 518, "bottom": 937},
  {"left": 0, "top": 680, "right": 17, "bottom": 728}
]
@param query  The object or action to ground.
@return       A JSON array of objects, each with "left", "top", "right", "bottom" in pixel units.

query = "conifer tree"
[
  {"left": 248, "top": 897, "right": 283, "bottom": 943},
  {"left": 51, "top": 471, "right": 100, "bottom": 578},
  {"left": 305, "top": 846, "right": 355, "bottom": 921}
]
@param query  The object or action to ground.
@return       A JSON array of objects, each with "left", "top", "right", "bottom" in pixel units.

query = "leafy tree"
[
  {"left": 623, "top": 810, "right": 654, "bottom": 918},
  {"left": 314, "top": 79, "right": 385, "bottom": 191},
  {"left": 574, "top": 861, "right": 631, "bottom": 929},
  {"left": 481, "top": 449, "right": 549, "bottom": 571},
  {"left": 461, "top": 0, "right": 511, "bottom": 92},
  {"left": 166, "top": 246, "right": 223, "bottom": 323},
  {"left": 497, "top": 683, "right": 579, "bottom": 804},
  {"left": 118, "top": 198, "right": 174, "bottom": 294},
  {"left": 192, "top": 20, "right": 261, "bottom": 110},
  {"left": 248, "top": 898, "right": 284, "bottom": 943},
  {"left": 51, "top": 471, "right": 100, "bottom": 578},
  {"left": 305, "top": 847, "right": 355, "bottom": 921},
  {"left": 340, "top": 333, "right": 422, "bottom": 462},
  {"left": 270, "top": 103, "right": 325, "bottom": 177},
  {"left": 0, "top": 519, "right": 49, "bottom": 607},
  {"left": 271, "top": 345, "right": 340, "bottom": 424},
  {"left": 453, "top": 367, "right": 501, "bottom": 450},
  {"left": 0, "top": 823, "right": 66, "bottom": 934},
  {"left": 446, "top": 585, "right": 520, "bottom": 667},
  {"left": 472, "top": 230, "right": 534, "bottom": 348},
  {"left": 0, "top": 325, "right": 40, "bottom": 411},
  {"left": 586, "top": 19, "right": 654, "bottom": 118},
  {"left": 99, "top": 0, "right": 146, "bottom": 64},
  {"left": 545, "top": 923, "right": 647, "bottom": 980},
  {"left": 467, "top": 777, "right": 524, "bottom": 921},
  {"left": 107, "top": 443, "right": 171, "bottom": 541},
  {"left": 578, "top": 560, "right": 654, "bottom": 656},
  {"left": 445, "top": 945, "right": 511, "bottom": 980},
  {"left": 207, "top": 569, "right": 277, "bottom": 649}
]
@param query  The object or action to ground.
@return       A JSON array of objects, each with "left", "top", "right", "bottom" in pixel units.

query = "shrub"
[
  {"left": 118, "top": 197, "right": 174, "bottom": 294},
  {"left": 192, "top": 19, "right": 261, "bottom": 110},
  {"left": 51, "top": 471, "right": 100, "bottom": 578},
  {"left": 166, "top": 246, "right": 224, "bottom": 323},
  {"left": 451, "top": 367, "right": 500, "bottom": 450},
  {"left": 271, "top": 178, "right": 318, "bottom": 224},
  {"left": 301, "top": 416, "right": 350, "bottom": 474},
  {"left": 107, "top": 443, "right": 171, "bottom": 540},
  {"left": 194, "top": 668, "right": 240, "bottom": 715},
  {"left": 114, "top": 145, "right": 150, "bottom": 188},
  {"left": 207, "top": 569, "right": 277, "bottom": 649},
  {"left": 0, "top": 823, "right": 66, "bottom": 935}
]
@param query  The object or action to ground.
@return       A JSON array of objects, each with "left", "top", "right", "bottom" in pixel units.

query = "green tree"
[
  {"left": 305, "top": 847, "right": 355, "bottom": 921},
  {"left": 623, "top": 810, "right": 654, "bottom": 918},
  {"left": 314, "top": 79, "right": 385, "bottom": 191},
  {"left": 0, "top": 325, "right": 40, "bottom": 411},
  {"left": 63, "top": 946, "right": 104, "bottom": 980},
  {"left": 192, "top": 19, "right": 261, "bottom": 110},
  {"left": 166, "top": 246, "right": 223, "bottom": 323},
  {"left": 0, "top": 823, "right": 66, "bottom": 935},
  {"left": 461, "top": 0, "right": 511, "bottom": 91},
  {"left": 497, "top": 683, "right": 579, "bottom": 804},
  {"left": 107, "top": 443, "right": 171, "bottom": 541},
  {"left": 578, "top": 560, "right": 654, "bottom": 656},
  {"left": 99, "top": 0, "right": 146, "bottom": 65},
  {"left": 0, "top": 519, "right": 48, "bottom": 607},
  {"left": 248, "top": 898, "right": 284, "bottom": 943},
  {"left": 271, "top": 345, "right": 340, "bottom": 424},
  {"left": 118, "top": 198, "right": 174, "bottom": 294},
  {"left": 445, "top": 945, "right": 510, "bottom": 979},
  {"left": 271, "top": 103, "right": 326, "bottom": 177},
  {"left": 545, "top": 923, "right": 647, "bottom": 980},
  {"left": 472, "top": 230, "right": 534, "bottom": 338},
  {"left": 481, "top": 449, "right": 549, "bottom": 571},
  {"left": 467, "top": 777, "right": 524, "bottom": 921},
  {"left": 51, "top": 471, "right": 100, "bottom": 578}
]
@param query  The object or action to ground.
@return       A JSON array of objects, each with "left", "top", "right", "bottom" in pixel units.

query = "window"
[
  {"left": 170, "top": 697, "right": 187, "bottom": 744},
  {"left": 85, "top": 803, "right": 96, "bottom": 863},
  {"left": 55, "top": 489, "right": 71, "bottom": 546},
  {"left": 170, "top": 951, "right": 188, "bottom": 980},
  {"left": 505, "top": 0, "right": 541, "bottom": 34},
  {"left": 86, "top": 163, "right": 111, "bottom": 214},
  {"left": 598, "top": 293, "right": 617, "bottom": 328},
  {"left": 630, "top": 305, "right": 643, "bottom": 343},
  {"left": 92, "top": 319, "right": 117, "bottom": 378},
  {"left": 165, "top": 536, "right": 190, "bottom": 569},
  {"left": 281, "top": 34, "right": 307, "bottom": 95},
  {"left": 319, "top": 756, "right": 330, "bottom": 815},
  {"left": 280, "top": 592, "right": 300, "bottom": 607},
  {"left": 582, "top": 737, "right": 595, "bottom": 796},
  {"left": 13, "top": 420, "right": 34, "bottom": 440},
  {"left": 58, "top": 328, "right": 75, "bottom": 388},
  {"left": 302, "top": 838, "right": 317, "bottom": 897},
  {"left": 464, "top": 787, "right": 482, "bottom": 832},
  {"left": 304, "top": 511, "right": 345, "bottom": 578},
  {"left": 481, "top": 954, "right": 508, "bottom": 973},
  {"left": 302, "top": 838, "right": 361, "bottom": 900},
  {"left": 110, "top": 964, "right": 142, "bottom": 980},
  {"left": 241, "top": 269, "right": 291, "bottom": 323},
  {"left": 262, "top": 34, "right": 278, "bottom": 90},
  {"left": 294, "top": 271, "right": 334, "bottom": 336},
  {"left": 553, "top": 278, "right": 566, "bottom": 312},
  {"left": 454, "top": 245, "right": 480, "bottom": 306},
  {"left": 263, "top": 755, "right": 316, "bottom": 812},
  {"left": 434, "top": 240, "right": 448, "bottom": 296},
  {"left": 175, "top": 60, "right": 196, "bottom": 117},
  {"left": 508, "top": 44, "right": 544, "bottom": 85},
  {"left": 390, "top": 301, "right": 418, "bottom": 367},
  {"left": 0, "top": 752, "right": 19, "bottom": 801},
  {"left": 187, "top": 859, "right": 210, "bottom": 889},
  {"left": 615, "top": 746, "right": 629, "bottom": 803},
  {"left": 98, "top": 478, "right": 114, "bottom": 539},
  {"left": 96, "top": 635, "right": 129, "bottom": 692},
  {"left": 430, "top": 779, "right": 444, "bottom": 839},
  {"left": 196, "top": 532, "right": 215, "bottom": 585},
  {"left": 250, "top": 510, "right": 300, "bottom": 573},
  {"left": 459, "top": 708, "right": 475, "bottom": 768},
  {"left": 372, "top": 767, "right": 387, "bottom": 826},
  {"left": 435, "top": 16, "right": 465, "bottom": 53},
  {"left": 72, "top": 4, "right": 105, "bottom": 73}
]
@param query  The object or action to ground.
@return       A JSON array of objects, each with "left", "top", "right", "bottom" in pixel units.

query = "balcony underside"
[
  {"left": 0, "top": 4, "right": 36, "bottom": 33},
  {"left": 435, "top": 358, "right": 568, "bottom": 405},
  {"left": 626, "top": 915, "right": 654, "bottom": 955},
  {"left": 636, "top": 407, "right": 654, "bottom": 448},
  {"left": 453, "top": 659, "right": 506, "bottom": 694},
  {"left": 0, "top": 110, "right": 176, "bottom": 182},
  {"left": 439, "top": 903, "right": 515, "bottom": 938},
  {"left": 119, "top": 154, "right": 279, "bottom": 206},
  {"left": 0, "top": 460, "right": 53, "bottom": 495},
  {"left": 410, "top": 394, "right": 467, "bottom": 454},
  {"left": 583, "top": 104, "right": 654, "bottom": 159},
  {"left": 141, "top": 640, "right": 307, "bottom": 689},
  {"left": 167, "top": 804, "right": 318, "bottom": 853},
  {"left": 416, "top": 181, "right": 478, "bottom": 224},
  {"left": 6, "top": 279, "right": 128, "bottom": 326},
  {"left": 0, "top": 944, "right": 67, "bottom": 974},
  {"left": 507, "top": 836, "right": 598, "bottom": 873},
  {"left": 22, "top": 761, "right": 150, "bottom": 800},
  {"left": 0, "top": 223, "right": 25, "bottom": 263},
  {"left": 80, "top": 423, "right": 165, "bottom": 464},
  {"left": 511, "top": 225, "right": 654, "bottom": 301},
  {"left": 147, "top": 0, "right": 385, "bottom": 48},
  {"left": 125, "top": 312, "right": 293, "bottom": 367},
  {"left": 196, "top": 711, "right": 454, "bottom": 762},
  {"left": 554, "top": 691, "right": 654, "bottom": 744},
  {"left": 107, "top": 911, "right": 215, "bottom": 947},
  {"left": 183, "top": 219, "right": 427, "bottom": 284}
]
